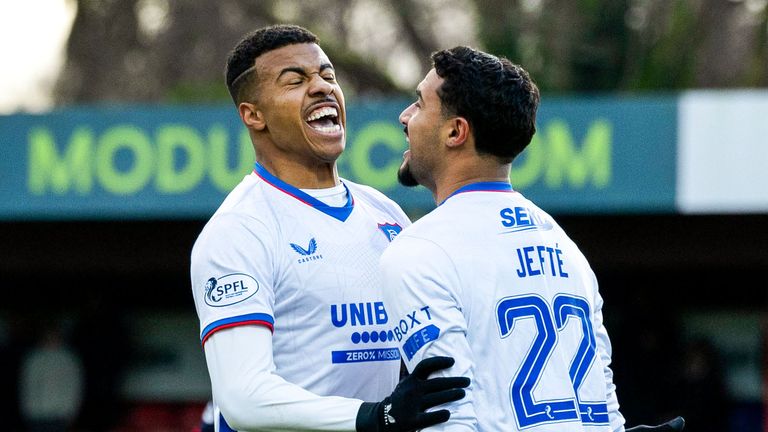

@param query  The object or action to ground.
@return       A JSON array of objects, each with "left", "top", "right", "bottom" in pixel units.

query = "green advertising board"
[{"left": 0, "top": 98, "right": 677, "bottom": 220}]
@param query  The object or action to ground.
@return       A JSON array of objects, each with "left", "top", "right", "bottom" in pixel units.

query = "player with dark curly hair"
[{"left": 382, "top": 46, "right": 683, "bottom": 432}]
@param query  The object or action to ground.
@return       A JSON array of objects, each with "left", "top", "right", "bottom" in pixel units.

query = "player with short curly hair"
[{"left": 191, "top": 24, "right": 468, "bottom": 432}]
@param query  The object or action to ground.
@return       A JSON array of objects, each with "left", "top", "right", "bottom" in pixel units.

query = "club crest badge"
[{"left": 377, "top": 223, "right": 402, "bottom": 242}]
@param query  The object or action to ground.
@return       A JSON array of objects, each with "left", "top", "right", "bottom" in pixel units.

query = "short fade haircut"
[
  {"left": 225, "top": 24, "right": 319, "bottom": 104},
  {"left": 432, "top": 46, "right": 540, "bottom": 162}
]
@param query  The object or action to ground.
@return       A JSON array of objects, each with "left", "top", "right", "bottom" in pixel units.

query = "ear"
[
  {"left": 238, "top": 102, "right": 266, "bottom": 131},
  {"left": 445, "top": 116, "right": 470, "bottom": 149}
]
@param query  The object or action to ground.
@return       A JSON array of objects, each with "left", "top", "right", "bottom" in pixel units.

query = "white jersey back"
[
  {"left": 191, "top": 163, "right": 410, "bottom": 401},
  {"left": 381, "top": 182, "right": 624, "bottom": 431}
]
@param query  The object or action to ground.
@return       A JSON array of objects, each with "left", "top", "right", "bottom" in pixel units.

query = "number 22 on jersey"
[{"left": 496, "top": 293, "right": 609, "bottom": 428}]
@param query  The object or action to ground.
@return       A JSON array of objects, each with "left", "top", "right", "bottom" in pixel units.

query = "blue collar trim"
[
  {"left": 253, "top": 163, "right": 354, "bottom": 222},
  {"left": 441, "top": 181, "right": 515, "bottom": 205}
]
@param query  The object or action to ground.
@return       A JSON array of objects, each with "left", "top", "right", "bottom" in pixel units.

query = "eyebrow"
[{"left": 277, "top": 63, "right": 335, "bottom": 80}]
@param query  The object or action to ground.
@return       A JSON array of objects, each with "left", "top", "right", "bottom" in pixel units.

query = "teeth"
[
  {"left": 306, "top": 106, "right": 338, "bottom": 121},
  {"left": 312, "top": 124, "right": 342, "bottom": 134}
]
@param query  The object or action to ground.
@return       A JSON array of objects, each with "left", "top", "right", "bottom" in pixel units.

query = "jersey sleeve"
[
  {"left": 190, "top": 212, "right": 276, "bottom": 345},
  {"left": 380, "top": 235, "right": 477, "bottom": 430},
  {"left": 206, "top": 325, "right": 362, "bottom": 430},
  {"left": 588, "top": 270, "right": 626, "bottom": 432}
]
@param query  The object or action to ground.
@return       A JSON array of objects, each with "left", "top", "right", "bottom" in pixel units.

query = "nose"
[
  {"left": 399, "top": 103, "right": 415, "bottom": 126},
  {"left": 308, "top": 74, "right": 334, "bottom": 97}
]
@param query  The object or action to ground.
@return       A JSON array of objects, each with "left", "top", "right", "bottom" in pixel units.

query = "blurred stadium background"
[{"left": 0, "top": 0, "right": 766, "bottom": 431}]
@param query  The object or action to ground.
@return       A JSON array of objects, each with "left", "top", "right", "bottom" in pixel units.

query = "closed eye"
[
  {"left": 282, "top": 74, "right": 305, "bottom": 86},
  {"left": 322, "top": 73, "right": 336, "bottom": 82},
  {"left": 278, "top": 68, "right": 307, "bottom": 86}
]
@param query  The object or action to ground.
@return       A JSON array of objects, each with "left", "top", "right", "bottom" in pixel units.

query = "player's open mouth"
[{"left": 305, "top": 106, "right": 341, "bottom": 135}]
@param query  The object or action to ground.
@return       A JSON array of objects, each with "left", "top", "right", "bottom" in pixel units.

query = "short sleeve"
[{"left": 191, "top": 212, "right": 277, "bottom": 345}]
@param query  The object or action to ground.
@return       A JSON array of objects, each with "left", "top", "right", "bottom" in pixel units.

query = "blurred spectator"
[
  {"left": 670, "top": 337, "right": 730, "bottom": 432},
  {"left": 19, "top": 322, "right": 84, "bottom": 432}
]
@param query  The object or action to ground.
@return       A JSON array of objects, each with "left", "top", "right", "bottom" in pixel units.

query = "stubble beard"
[{"left": 397, "top": 161, "right": 420, "bottom": 187}]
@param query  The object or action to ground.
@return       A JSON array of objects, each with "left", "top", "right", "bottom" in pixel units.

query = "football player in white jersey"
[
  {"left": 191, "top": 25, "right": 468, "bottom": 432},
  {"left": 380, "top": 46, "right": 684, "bottom": 432}
]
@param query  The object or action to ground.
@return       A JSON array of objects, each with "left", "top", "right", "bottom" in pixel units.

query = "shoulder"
[
  {"left": 192, "top": 211, "right": 275, "bottom": 266},
  {"left": 192, "top": 177, "right": 278, "bottom": 259},
  {"left": 214, "top": 174, "right": 272, "bottom": 215},
  {"left": 396, "top": 204, "right": 452, "bottom": 239},
  {"left": 342, "top": 178, "right": 411, "bottom": 222},
  {"left": 200, "top": 177, "right": 275, "bottom": 237},
  {"left": 380, "top": 226, "right": 458, "bottom": 294},
  {"left": 382, "top": 211, "right": 452, "bottom": 267}
]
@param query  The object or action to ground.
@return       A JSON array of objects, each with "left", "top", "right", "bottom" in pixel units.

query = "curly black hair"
[
  {"left": 432, "top": 46, "right": 540, "bottom": 162},
  {"left": 225, "top": 24, "right": 318, "bottom": 104}
]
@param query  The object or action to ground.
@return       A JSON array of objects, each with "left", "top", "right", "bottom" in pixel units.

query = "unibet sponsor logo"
[
  {"left": 330, "top": 302, "right": 400, "bottom": 363},
  {"left": 331, "top": 302, "right": 389, "bottom": 327},
  {"left": 331, "top": 348, "right": 401, "bottom": 364},
  {"left": 331, "top": 303, "right": 393, "bottom": 341}
]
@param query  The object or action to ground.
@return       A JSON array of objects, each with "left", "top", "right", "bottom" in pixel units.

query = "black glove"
[
  {"left": 356, "top": 356, "right": 470, "bottom": 432},
  {"left": 626, "top": 416, "right": 685, "bottom": 431}
]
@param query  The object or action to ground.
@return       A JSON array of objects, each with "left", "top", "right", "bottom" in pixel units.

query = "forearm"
[{"left": 205, "top": 326, "right": 362, "bottom": 431}]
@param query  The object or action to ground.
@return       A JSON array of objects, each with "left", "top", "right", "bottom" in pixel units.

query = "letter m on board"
[{"left": 28, "top": 127, "right": 93, "bottom": 195}]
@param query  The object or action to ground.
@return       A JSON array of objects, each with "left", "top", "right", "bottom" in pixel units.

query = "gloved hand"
[
  {"left": 356, "top": 356, "right": 470, "bottom": 432},
  {"left": 626, "top": 416, "right": 685, "bottom": 431}
]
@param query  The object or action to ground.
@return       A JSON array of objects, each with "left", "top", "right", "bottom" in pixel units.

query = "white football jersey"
[
  {"left": 191, "top": 163, "right": 410, "bottom": 401},
  {"left": 380, "top": 182, "right": 625, "bottom": 431}
]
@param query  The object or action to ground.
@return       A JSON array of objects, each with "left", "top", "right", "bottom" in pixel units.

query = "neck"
[
  {"left": 256, "top": 158, "right": 339, "bottom": 189},
  {"left": 432, "top": 163, "right": 511, "bottom": 205}
]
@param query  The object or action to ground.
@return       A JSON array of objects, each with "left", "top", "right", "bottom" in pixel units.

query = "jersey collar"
[
  {"left": 440, "top": 181, "right": 515, "bottom": 205},
  {"left": 253, "top": 162, "right": 354, "bottom": 222}
]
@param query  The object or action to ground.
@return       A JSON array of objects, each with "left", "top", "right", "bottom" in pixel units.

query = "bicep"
[{"left": 192, "top": 214, "right": 277, "bottom": 344}]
